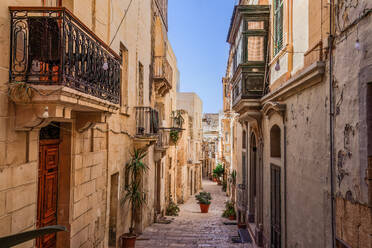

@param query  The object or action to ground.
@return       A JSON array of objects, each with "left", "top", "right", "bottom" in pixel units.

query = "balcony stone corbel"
[
  {"left": 75, "top": 112, "right": 109, "bottom": 132},
  {"left": 261, "top": 101, "right": 286, "bottom": 119},
  {"left": 14, "top": 103, "right": 72, "bottom": 131}
]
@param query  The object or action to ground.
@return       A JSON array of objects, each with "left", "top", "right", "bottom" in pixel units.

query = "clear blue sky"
[{"left": 168, "top": 0, "right": 235, "bottom": 114}]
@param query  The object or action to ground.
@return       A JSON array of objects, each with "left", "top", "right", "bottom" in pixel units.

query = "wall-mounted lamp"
[
  {"left": 42, "top": 106, "right": 49, "bottom": 119},
  {"left": 275, "top": 60, "right": 280, "bottom": 71}
]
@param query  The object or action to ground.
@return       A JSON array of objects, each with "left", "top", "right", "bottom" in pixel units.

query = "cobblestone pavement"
[{"left": 136, "top": 180, "right": 254, "bottom": 248}]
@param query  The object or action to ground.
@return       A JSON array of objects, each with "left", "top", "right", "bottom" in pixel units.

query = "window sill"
[{"left": 268, "top": 45, "right": 288, "bottom": 66}]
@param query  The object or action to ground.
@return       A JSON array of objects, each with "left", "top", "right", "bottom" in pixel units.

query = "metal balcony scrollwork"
[
  {"left": 153, "top": 56, "right": 173, "bottom": 96},
  {"left": 9, "top": 7, "right": 121, "bottom": 104},
  {"left": 135, "top": 107, "right": 159, "bottom": 137}
]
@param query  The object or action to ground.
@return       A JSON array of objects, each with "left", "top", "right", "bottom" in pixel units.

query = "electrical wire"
[{"left": 109, "top": 0, "right": 135, "bottom": 46}]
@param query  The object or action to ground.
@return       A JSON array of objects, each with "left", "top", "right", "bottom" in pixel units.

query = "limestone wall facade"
[
  {"left": 0, "top": 0, "right": 179, "bottom": 247},
  {"left": 224, "top": 0, "right": 371, "bottom": 247}
]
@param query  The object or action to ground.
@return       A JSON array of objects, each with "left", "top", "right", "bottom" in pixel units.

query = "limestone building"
[
  {"left": 202, "top": 113, "right": 220, "bottom": 178},
  {"left": 224, "top": 0, "right": 371, "bottom": 248},
  {"left": 175, "top": 92, "right": 203, "bottom": 203},
  {"left": 0, "top": 0, "right": 181, "bottom": 247}
]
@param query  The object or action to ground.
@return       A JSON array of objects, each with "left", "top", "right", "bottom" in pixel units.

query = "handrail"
[{"left": 0, "top": 225, "right": 66, "bottom": 247}]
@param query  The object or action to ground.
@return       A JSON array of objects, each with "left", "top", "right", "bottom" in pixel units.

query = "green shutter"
[{"left": 274, "top": 0, "right": 284, "bottom": 55}]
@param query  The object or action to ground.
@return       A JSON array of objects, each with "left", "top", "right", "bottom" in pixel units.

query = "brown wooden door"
[{"left": 37, "top": 140, "right": 59, "bottom": 248}]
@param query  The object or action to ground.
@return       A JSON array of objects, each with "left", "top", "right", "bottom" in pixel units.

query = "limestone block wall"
[
  {"left": 70, "top": 124, "right": 108, "bottom": 247},
  {"left": 332, "top": 4, "right": 372, "bottom": 246}
]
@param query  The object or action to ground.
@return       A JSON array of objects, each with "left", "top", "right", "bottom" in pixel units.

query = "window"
[
  {"left": 42, "top": 0, "right": 61, "bottom": 6},
  {"left": 120, "top": 44, "right": 128, "bottom": 108},
  {"left": 138, "top": 62, "right": 144, "bottom": 105},
  {"left": 242, "top": 130, "right": 247, "bottom": 149},
  {"left": 273, "top": 0, "right": 284, "bottom": 55},
  {"left": 270, "top": 125, "right": 281, "bottom": 157},
  {"left": 247, "top": 36, "right": 264, "bottom": 61}
]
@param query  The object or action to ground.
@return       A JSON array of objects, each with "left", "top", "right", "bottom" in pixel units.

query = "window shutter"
[{"left": 274, "top": 0, "right": 284, "bottom": 55}]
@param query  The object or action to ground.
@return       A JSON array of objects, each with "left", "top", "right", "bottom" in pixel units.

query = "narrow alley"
[{"left": 136, "top": 180, "right": 254, "bottom": 248}]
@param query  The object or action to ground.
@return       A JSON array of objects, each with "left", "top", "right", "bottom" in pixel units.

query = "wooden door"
[
  {"left": 37, "top": 140, "right": 59, "bottom": 248},
  {"left": 270, "top": 165, "right": 281, "bottom": 248}
]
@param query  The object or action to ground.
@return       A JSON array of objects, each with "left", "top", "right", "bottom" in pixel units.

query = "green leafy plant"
[
  {"left": 195, "top": 191, "right": 212, "bottom": 205},
  {"left": 170, "top": 129, "right": 180, "bottom": 143},
  {"left": 121, "top": 149, "right": 149, "bottom": 234},
  {"left": 166, "top": 196, "right": 180, "bottom": 216},
  {"left": 213, "top": 164, "right": 224, "bottom": 178},
  {"left": 222, "top": 201, "right": 236, "bottom": 218}
]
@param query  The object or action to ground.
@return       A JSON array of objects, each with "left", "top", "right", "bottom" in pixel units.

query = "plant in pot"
[
  {"left": 169, "top": 129, "right": 180, "bottom": 145},
  {"left": 195, "top": 192, "right": 212, "bottom": 213},
  {"left": 120, "top": 149, "right": 148, "bottom": 248},
  {"left": 222, "top": 201, "right": 236, "bottom": 220},
  {"left": 212, "top": 173, "right": 218, "bottom": 182},
  {"left": 213, "top": 164, "right": 224, "bottom": 185}
]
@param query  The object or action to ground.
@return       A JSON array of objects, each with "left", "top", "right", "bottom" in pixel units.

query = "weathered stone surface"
[
  {"left": 5, "top": 183, "right": 36, "bottom": 213},
  {"left": 137, "top": 180, "right": 254, "bottom": 248},
  {"left": 11, "top": 204, "right": 36, "bottom": 233},
  {"left": 0, "top": 215, "right": 11, "bottom": 237}
]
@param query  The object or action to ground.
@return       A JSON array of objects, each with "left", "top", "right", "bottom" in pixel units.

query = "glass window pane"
[
  {"left": 247, "top": 21, "right": 264, "bottom": 30},
  {"left": 247, "top": 36, "right": 264, "bottom": 61}
]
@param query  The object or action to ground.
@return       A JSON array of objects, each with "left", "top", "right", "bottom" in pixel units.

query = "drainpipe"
[
  {"left": 328, "top": 0, "right": 336, "bottom": 247},
  {"left": 282, "top": 113, "right": 288, "bottom": 248}
]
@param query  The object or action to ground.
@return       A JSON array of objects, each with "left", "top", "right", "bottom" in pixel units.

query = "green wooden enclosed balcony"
[{"left": 227, "top": 5, "right": 270, "bottom": 114}]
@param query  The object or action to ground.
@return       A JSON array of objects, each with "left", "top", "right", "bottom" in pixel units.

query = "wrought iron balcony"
[
  {"left": 155, "top": 128, "right": 170, "bottom": 150},
  {"left": 153, "top": 56, "right": 173, "bottom": 96},
  {"left": 237, "top": 184, "right": 248, "bottom": 212},
  {"left": 135, "top": 107, "right": 159, "bottom": 137},
  {"left": 9, "top": 7, "right": 121, "bottom": 104}
]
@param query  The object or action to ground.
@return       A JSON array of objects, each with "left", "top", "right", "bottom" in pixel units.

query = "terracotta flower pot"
[
  {"left": 229, "top": 215, "right": 236, "bottom": 220},
  {"left": 119, "top": 233, "right": 137, "bottom": 248},
  {"left": 213, "top": 178, "right": 217, "bottom": 182},
  {"left": 199, "top": 203, "right": 210, "bottom": 213}
]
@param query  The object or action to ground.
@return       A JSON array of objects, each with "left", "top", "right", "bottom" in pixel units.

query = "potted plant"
[
  {"left": 170, "top": 129, "right": 180, "bottom": 144},
  {"left": 222, "top": 201, "right": 236, "bottom": 220},
  {"left": 120, "top": 149, "right": 148, "bottom": 248},
  {"left": 195, "top": 192, "right": 212, "bottom": 213},
  {"left": 213, "top": 164, "right": 224, "bottom": 185},
  {"left": 212, "top": 173, "right": 218, "bottom": 182}
]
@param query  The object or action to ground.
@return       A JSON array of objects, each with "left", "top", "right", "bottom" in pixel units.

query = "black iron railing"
[
  {"left": 9, "top": 7, "right": 121, "bottom": 104},
  {"left": 153, "top": 56, "right": 173, "bottom": 86},
  {"left": 135, "top": 107, "right": 159, "bottom": 136},
  {"left": 155, "top": 128, "right": 170, "bottom": 148}
]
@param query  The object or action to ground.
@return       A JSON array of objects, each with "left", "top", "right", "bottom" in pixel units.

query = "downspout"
[
  {"left": 286, "top": 0, "right": 293, "bottom": 80},
  {"left": 282, "top": 112, "right": 288, "bottom": 248},
  {"left": 328, "top": 0, "right": 336, "bottom": 247}
]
